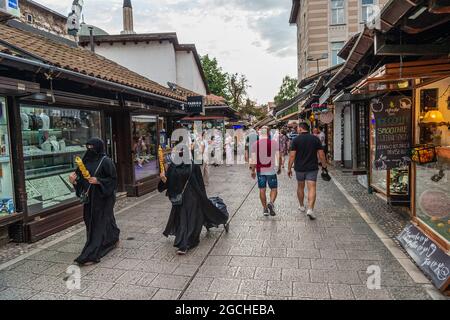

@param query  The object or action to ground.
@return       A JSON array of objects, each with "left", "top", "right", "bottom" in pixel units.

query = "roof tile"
[{"left": 0, "top": 24, "right": 186, "bottom": 101}]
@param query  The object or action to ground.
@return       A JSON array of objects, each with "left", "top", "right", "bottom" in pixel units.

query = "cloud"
[
  {"left": 35, "top": 0, "right": 297, "bottom": 103},
  {"left": 248, "top": 11, "right": 296, "bottom": 57},
  {"left": 210, "top": 0, "right": 286, "bottom": 11}
]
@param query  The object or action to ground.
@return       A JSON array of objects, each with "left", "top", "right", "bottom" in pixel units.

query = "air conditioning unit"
[{"left": 0, "top": 0, "right": 21, "bottom": 18}]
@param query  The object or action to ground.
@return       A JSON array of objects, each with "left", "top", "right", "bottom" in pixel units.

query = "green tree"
[
  {"left": 228, "top": 73, "right": 250, "bottom": 111},
  {"left": 200, "top": 55, "right": 230, "bottom": 100},
  {"left": 240, "top": 99, "right": 265, "bottom": 120},
  {"left": 274, "top": 76, "right": 298, "bottom": 106}
]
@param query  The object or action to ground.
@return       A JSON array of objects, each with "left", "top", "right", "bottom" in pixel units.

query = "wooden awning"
[
  {"left": 352, "top": 58, "right": 450, "bottom": 93},
  {"left": 278, "top": 111, "right": 299, "bottom": 122}
]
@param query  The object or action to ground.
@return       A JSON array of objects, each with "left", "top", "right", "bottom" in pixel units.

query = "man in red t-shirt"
[{"left": 250, "top": 126, "right": 281, "bottom": 217}]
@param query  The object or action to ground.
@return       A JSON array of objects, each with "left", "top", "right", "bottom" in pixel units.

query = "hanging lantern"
[{"left": 309, "top": 113, "right": 315, "bottom": 124}]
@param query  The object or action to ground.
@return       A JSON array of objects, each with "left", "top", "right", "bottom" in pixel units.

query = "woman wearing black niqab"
[
  {"left": 69, "top": 138, "right": 120, "bottom": 266},
  {"left": 158, "top": 150, "right": 229, "bottom": 255}
]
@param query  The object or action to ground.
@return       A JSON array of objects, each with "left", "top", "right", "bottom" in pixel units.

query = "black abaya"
[
  {"left": 74, "top": 138, "right": 120, "bottom": 265},
  {"left": 158, "top": 163, "right": 228, "bottom": 251}
]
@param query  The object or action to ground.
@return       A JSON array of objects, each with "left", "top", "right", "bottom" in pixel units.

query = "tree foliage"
[
  {"left": 200, "top": 55, "right": 230, "bottom": 100},
  {"left": 274, "top": 76, "right": 298, "bottom": 106}
]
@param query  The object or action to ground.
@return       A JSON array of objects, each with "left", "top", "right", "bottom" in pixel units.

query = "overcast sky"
[{"left": 37, "top": 0, "right": 297, "bottom": 104}]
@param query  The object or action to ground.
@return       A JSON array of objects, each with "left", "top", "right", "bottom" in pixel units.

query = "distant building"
[
  {"left": 19, "top": 0, "right": 69, "bottom": 37},
  {"left": 79, "top": 0, "right": 209, "bottom": 95},
  {"left": 289, "top": 0, "right": 388, "bottom": 80}
]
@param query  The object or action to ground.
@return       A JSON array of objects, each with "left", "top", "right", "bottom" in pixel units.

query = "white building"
[{"left": 79, "top": 0, "right": 209, "bottom": 96}]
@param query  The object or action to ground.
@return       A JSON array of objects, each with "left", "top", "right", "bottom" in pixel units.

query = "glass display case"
[
  {"left": 132, "top": 115, "right": 158, "bottom": 181},
  {"left": 0, "top": 97, "right": 15, "bottom": 217},
  {"left": 414, "top": 80, "right": 450, "bottom": 243},
  {"left": 20, "top": 104, "right": 101, "bottom": 215}
]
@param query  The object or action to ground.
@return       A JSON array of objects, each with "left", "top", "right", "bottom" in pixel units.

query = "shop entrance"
[{"left": 104, "top": 112, "right": 128, "bottom": 193}]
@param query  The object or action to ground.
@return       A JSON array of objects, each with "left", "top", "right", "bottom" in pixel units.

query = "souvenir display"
[
  {"left": 0, "top": 98, "right": 15, "bottom": 218},
  {"left": 20, "top": 104, "right": 101, "bottom": 215},
  {"left": 132, "top": 115, "right": 158, "bottom": 181},
  {"left": 0, "top": 198, "right": 14, "bottom": 216},
  {"left": 40, "top": 112, "right": 50, "bottom": 130}
]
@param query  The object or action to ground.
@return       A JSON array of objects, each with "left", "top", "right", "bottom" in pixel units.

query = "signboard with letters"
[
  {"left": 311, "top": 103, "right": 328, "bottom": 113},
  {"left": 398, "top": 223, "right": 449, "bottom": 291},
  {"left": 371, "top": 94, "right": 412, "bottom": 170},
  {"left": 0, "top": 0, "right": 20, "bottom": 17},
  {"left": 186, "top": 96, "right": 204, "bottom": 115}
]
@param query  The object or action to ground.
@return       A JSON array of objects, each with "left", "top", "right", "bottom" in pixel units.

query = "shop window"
[
  {"left": 331, "top": 42, "right": 345, "bottom": 66},
  {"left": 26, "top": 14, "right": 34, "bottom": 24},
  {"left": 361, "top": 0, "right": 375, "bottom": 23},
  {"left": 415, "top": 81, "right": 450, "bottom": 243},
  {"left": 0, "top": 98, "right": 15, "bottom": 217},
  {"left": 132, "top": 115, "right": 158, "bottom": 181},
  {"left": 331, "top": 0, "right": 345, "bottom": 25},
  {"left": 20, "top": 105, "right": 101, "bottom": 215}
]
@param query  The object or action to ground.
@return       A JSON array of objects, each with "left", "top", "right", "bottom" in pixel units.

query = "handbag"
[
  {"left": 321, "top": 167, "right": 331, "bottom": 182},
  {"left": 169, "top": 165, "right": 192, "bottom": 206},
  {"left": 79, "top": 156, "right": 106, "bottom": 204}
]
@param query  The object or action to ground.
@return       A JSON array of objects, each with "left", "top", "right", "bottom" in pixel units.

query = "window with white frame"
[
  {"left": 331, "top": 0, "right": 345, "bottom": 25},
  {"left": 361, "top": 0, "right": 375, "bottom": 22},
  {"left": 331, "top": 42, "right": 345, "bottom": 66}
]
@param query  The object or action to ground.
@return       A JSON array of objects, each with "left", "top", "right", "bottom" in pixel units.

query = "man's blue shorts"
[{"left": 257, "top": 174, "right": 278, "bottom": 189}]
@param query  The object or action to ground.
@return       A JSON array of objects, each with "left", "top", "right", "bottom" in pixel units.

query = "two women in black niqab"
[
  {"left": 69, "top": 138, "right": 120, "bottom": 266},
  {"left": 158, "top": 149, "right": 229, "bottom": 255}
]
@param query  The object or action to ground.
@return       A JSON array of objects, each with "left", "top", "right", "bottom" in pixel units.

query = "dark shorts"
[
  {"left": 295, "top": 170, "right": 319, "bottom": 182},
  {"left": 257, "top": 174, "right": 278, "bottom": 189}
]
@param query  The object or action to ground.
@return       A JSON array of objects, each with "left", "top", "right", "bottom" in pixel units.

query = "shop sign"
[
  {"left": 398, "top": 223, "right": 450, "bottom": 291},
  {"left": 311, "top": 103, "right": 328, "bottom": 113},
  {"left": 0, "top": 0, "right": 20, "bottom": 17},
  {"left": 371, "top": 94, "right": 412, "bottom": 170},
  {"left": 186, "top": 96, "right": 204, "bottom": 114}
]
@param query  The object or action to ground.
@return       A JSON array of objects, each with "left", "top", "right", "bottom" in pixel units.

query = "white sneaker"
[
  {"left": 306, "top": 209, "right": 316, "bottom": 220},
  {"left": 298, "top": 206, "right": 306, "bottom": 213}
]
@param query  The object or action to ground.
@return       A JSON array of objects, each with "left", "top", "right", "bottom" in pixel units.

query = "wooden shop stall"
[
  {"left": 352, "top": 58, "right": 450, "bottom": 292},
  {"left": 0, "top": 22, "right": 186, "bottom": 242}
]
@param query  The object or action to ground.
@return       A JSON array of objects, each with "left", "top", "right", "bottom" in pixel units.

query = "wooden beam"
[
  {"left": 376, "top": 43, "right": 450, "bottom": 56},
  {"left": 375, "top": 30, "right": 450, "bottom": 56}
]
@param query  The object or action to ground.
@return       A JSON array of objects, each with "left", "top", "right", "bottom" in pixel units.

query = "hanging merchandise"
[{"left": 410, "top": 144, "right": 438, "bottom": 165}]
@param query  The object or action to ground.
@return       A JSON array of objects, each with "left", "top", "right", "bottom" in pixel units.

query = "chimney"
[{"left": 121, "top": 0, "right": 136, "bottom": 34}]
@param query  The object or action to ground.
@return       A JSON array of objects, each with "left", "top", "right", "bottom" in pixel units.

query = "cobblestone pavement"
[
  {"left": 0, "top": 165, "right": 440, "bottom": 300},
  {"left": 330, "top": 169, "right": 410, "bottom": 247},
  {"left": 0, "top": 195, "right": 141, "bottom": 265}
]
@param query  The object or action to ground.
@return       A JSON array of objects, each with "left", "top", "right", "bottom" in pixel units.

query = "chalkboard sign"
[
  {"left": 398, "top": 223, "right": 450, "bottom": 291},
  {"left": 371, "top": 94, "right": 412, "bottom": 170}
]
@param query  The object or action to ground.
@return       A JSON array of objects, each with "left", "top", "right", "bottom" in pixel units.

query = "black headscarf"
[{"left": 84, "top": 137, "right": 106, "bottom": 162}]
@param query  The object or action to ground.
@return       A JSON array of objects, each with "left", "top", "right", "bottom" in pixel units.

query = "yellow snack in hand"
[{"left": 75, "top": 156, "right": 91, "bottom": 179}]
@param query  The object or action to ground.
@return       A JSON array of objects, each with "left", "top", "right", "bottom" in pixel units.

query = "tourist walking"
[
  {"left": 250, "top": 126, "right": 281, "bottom": 217},
  {"left": 159, "top": 149, "right": 228, "bottom": 255},
  {"left": 69, "top": 138, "right": 120, "bottom": 266},
  {"left": 288, "top": 123, "right": 327, "bottom": 220},
  {"left": 279, "top": 129, "right": 290, "bottom": 169},
  {"left": 225, "top": 131, "right": 234, "bottom": 166}
]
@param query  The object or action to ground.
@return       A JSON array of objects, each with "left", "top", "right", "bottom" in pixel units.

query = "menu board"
[
  {"left": 398, "top": 223, "right": 450, "bottom": 291},
  {"left": 371, "top": 94, "right": 412, "bottom": 170}
]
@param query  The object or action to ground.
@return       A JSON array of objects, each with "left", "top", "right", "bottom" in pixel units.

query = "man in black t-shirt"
[{"left": 288, "top": 122, "right": 327, "bottom": 220}]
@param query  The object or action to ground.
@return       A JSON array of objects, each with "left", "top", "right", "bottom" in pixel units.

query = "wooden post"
[{"left": 7, "top": 97, "right": 28, "bottom": 241}]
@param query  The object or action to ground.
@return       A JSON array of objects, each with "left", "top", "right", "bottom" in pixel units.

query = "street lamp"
[{"left": 307, "top": 53, "right": 329, "bottom": 74}]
